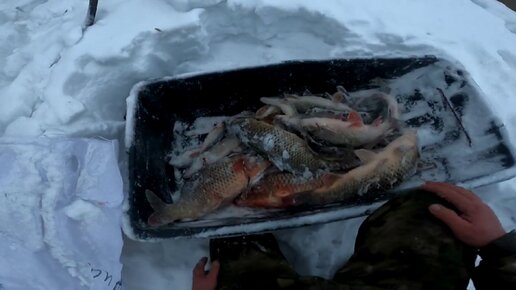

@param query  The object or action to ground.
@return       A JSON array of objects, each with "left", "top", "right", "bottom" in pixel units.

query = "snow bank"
[
  {"left": 1, "top": 0, "right": 516, "bottom": 289},
  {"left": 0, "top": 138, "right": 123, "bottom": 290}
]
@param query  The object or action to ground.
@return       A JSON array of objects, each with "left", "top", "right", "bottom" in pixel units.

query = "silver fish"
[
  {"left": 283, "top": 94, "right": 353, "bottom": 113},
  {"left": 260, "top": 94, "right": 353, "bottom": 116},
  {"left": 352, "top": 92, "right": 400, "bottom": 122},
  {"left": 276, "top": 111, "right": 394, "bottom": 148},
  {"left": 284, "top": 130, "right": 419, "bottom": 206},
  {"left": 259, "top": 97, "right": 297, "bottom": 116},
  {"left": 302, "top": 107, "right": 374, "bottom": 124},
  {"left": 255, "top": 105, "right": 282, "bottom": 120}
]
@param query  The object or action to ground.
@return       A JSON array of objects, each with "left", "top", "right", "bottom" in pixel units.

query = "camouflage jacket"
[{"left": 473, "top": 231, "right": 516, "bottom": 290}]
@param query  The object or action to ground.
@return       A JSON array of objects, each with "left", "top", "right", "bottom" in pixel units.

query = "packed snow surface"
[{"left": 2, "top": 0, "right": 516, "bottom": 289}]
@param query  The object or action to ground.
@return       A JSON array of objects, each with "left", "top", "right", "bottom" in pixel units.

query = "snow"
[
  {"left": 1, "top": 0, "right": 516, "bottom": 290},
  {"left": 0, "top": 138, "right": 123, "bottom": 290},
  {"left": 64, "top": 199, "right": 103, "bottom": 221}
]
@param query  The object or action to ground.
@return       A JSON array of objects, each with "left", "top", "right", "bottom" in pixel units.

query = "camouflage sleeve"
[{"left": 472, "top": 231, "right": 516, "bottom": 290}]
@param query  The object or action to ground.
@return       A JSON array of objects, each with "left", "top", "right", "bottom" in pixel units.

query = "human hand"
[
  {"left": 192, "top": 257, "right": 220, "bottom": 290},
  {"left": 423, "top": 181, "right": 506, "bottom": 248}
]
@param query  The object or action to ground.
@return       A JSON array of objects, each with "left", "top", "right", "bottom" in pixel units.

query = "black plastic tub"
[{"left": 124, "top": 56, "right": 516, "bottom": 240}]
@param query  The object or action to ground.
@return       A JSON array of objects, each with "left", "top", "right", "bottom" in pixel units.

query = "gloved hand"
[{"left": 423, "top": 181, "right": 506, "bottom": 248}]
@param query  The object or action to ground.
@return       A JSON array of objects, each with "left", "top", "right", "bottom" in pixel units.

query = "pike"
[
  {"left": 276, "top": 111, "right": 395, "bottom": 147},
  {"left": 260, "top": 94, "right": 353, "bottom": 116}
]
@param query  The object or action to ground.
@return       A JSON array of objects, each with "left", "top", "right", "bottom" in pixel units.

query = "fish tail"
[
  {"left": 145, "top": 190, "right": 168, "bottom": 212},
  {"left": 146, "top": 205, "right": 186, "bottom": 227},
  {"left": 146, "top": 206, "right": 185, "bottom": 227},
  {"left": 145, "top": 189, "right": 175, "bottom": 227}
]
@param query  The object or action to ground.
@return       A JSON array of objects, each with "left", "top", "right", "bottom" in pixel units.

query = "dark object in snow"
[
  {"left": 125, "top": 56, "right": 516, "bottom": 239},
  {"left": 84, "top": 0, "right": 98, "bottom": 28},
  {"left": 210, "top": 190, "right": 477, "bottom": 290}
]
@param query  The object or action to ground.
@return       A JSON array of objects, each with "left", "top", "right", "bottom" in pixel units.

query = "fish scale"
[
  {"left": 235, "top": 172, "right": 331, "bottom": 208},
  {"left": 229, "top": 118, "right": 337, "bottom": 176},
  {"left": 181, "top": 158, "right": 247, "bottom": 201},
  {"left": 146, "top": 155, "right": 268, "bottom": 226},
  {"left": 286, "top": 131, "right": 419, "bottom": 206}
]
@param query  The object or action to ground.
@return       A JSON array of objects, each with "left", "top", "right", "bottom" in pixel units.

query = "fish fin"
[
  {"left": 347, "top": 111, "right": 363, "bottom": 127},
  {"left": 332, "top": 92, "right": 344, "bottom": 103},
  {"left": 145, "top": 190, "right": 169, "bottom": 212},
  {"left": 147, "top": 207, "right": 183, "bottom": 227},
  {"left": 245, "top": 160, "right": 271, "bottom": 184},
  {"left": 336, "top": 85, "right": 350, "bottom": 96},
  {"left": 198, "top": 123, "right": 225, "bottom": 152},
  {"left": 321, "top": 173, "right": 340, "bottom": 187},
  {"left": 273, "top": 98, "right": 298, "bottom": 116},
  {"left": 336, "top": 86, "right": 351, "bottom": 102},
  {"left": 147, "top": 211, "right": 168, "bottom": 227},
  {"left": 394, "top": 144, "right": 414, "bottom": 155},
  {"left": 147, "top": 212, "right": 161, "bottom": 227},
  {"left": 354, "top": 149, "right": 377, "bottom": 163},
  {"left": 416, "top": 160, "right": 436, "bottom": 172},
  {"left": 189, "top": 150, "right": 201, "bottom": 158},
  {"left": 323, "top": 92, "right": 333, "bottom": 100},
  {"left": 302, "top": 89, "right": 313, "bottom": 96},
  {"left": 283, "top": 93, "right": 299, "bottom": 100},
  {"left": 255, "top": 105, "right": 270, "bottom": 118},
  {"left": 372, "top": 116, "right": 383, "bottom": 127},
  {"left": 275, "top": 185, "right": 292, "bottom": 197},
  {"left": 256, "top": 105, "right": 281, "bottom": 119},
  {"left": 232, "top": 158, "right": 246, "bottom": 173},
  {"left": 183, "top": 158, "right": 203, "bottom": 178}
]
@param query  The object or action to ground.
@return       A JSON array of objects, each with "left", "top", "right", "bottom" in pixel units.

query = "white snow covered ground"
[{"left": 1, "top": 0, "right": 516, "bottom": 289}]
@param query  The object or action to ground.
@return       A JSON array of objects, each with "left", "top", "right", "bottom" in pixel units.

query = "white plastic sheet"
[{"left": 0, "top": 138, "right": 124, "bottom": 290}]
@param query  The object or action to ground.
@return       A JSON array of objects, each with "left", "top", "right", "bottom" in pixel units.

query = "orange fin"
[
  {"left": 275, "top": 185, "right": 293, "bottom": 197},
  {"left": 373, "top": 116, "right": 383, "bottom": 127},
  {"left": 347, "top": 111, "right": 363, "bottom": 127},
  {"left": 232, "top": 158, "right": 246, "bottom": 173},
  {"left": 147, "top": 212, "right": 163, "bottom": 227}
]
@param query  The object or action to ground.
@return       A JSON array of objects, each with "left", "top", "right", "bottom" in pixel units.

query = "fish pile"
[{"left": 146, "top": 87, "right": 419, "bottom": 227}]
